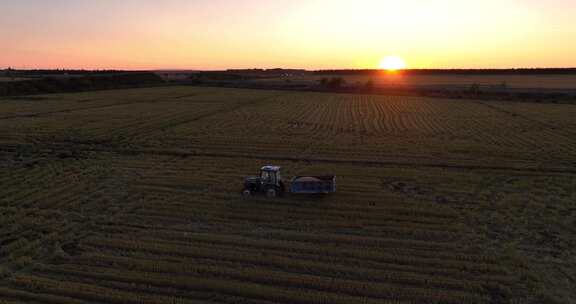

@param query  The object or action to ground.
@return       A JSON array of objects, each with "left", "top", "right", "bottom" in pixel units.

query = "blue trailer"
[
  {"left": 243, "top": 166, "right": 336, "bottom": 198},
  {"left": 290, "top": 176, "right": 336, "bottom": 194}
]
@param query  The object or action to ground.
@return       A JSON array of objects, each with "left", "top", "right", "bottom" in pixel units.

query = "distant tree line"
[
  {"left": 319, "top": 77, "right": 375, "bottom": 90},
  {"left": 1, "top": 68, "right": 130, "bottom": 77},
  {"left": 314, "top": 68, "right": 576, "bottom": 76},
  {"left": 319, "top": 77, "right": 346, "bottom": 89},
  {"left": 0, "top": 73, "right": 164, "bottom": 97},
  {"left": 226, "top": 68, "right": 308, "bottom": 75}
]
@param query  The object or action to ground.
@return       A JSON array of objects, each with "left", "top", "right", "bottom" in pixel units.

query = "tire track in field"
[
  {"left": 30, "top": 144, "right": 569, "bottom": 175},
  {"left": 143, "top": 149, "right": 576, "bottom": 174},
  {"left": 472, "top": 99, "right": 576, "bottom": 139},
  {"left": 470, "top": 100, "right": 576, "bottom": 160},
  {"left": 0, "top": 156, "right": 152, "bottom": 290},
  {"left": 3, "top": 140, "right": 575, "bottom": 175},
  {"left": 118, "top": 93, "right": 289, "bottom": 141},
  {"left": 0, "top": 99, "right": 159, "bottom": 121},
  {"left": 0, "top": 92, "right": 216, "bottom": 121}
]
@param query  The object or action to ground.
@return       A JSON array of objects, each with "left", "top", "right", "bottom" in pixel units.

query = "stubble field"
[
  {"left": 0, "top": 86, "right": 575, "bottom": 303},
  {"left": 255, "top": 74, "right": 576, "bottom": 90}
]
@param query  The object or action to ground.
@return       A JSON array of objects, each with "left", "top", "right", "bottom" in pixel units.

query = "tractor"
[
  {"left": 242, "top": 165, "right": 286, "bottom": 198},
  {"left": 242, "top": 165, "right": 336, "bottom": 198}
]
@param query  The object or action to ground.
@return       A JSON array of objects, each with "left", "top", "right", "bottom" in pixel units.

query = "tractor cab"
[
  {"left": 260, "top": 165, "right": 281, "bottom": 185},
  {"left": 243, "top": 165, "right": 285, "bottom": 197}
]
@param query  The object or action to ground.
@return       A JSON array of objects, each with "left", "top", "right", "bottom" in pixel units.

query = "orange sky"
[{"left": 1, "top": 0, "right": 575, "bottom": 70}]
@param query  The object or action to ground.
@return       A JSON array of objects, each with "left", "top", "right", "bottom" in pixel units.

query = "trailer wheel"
[
  {"left": 266, "top": 189, "right": 277, "bottom": 198},
  {"left": 242, "top": 189, "right": 252, "bottom": 198}
]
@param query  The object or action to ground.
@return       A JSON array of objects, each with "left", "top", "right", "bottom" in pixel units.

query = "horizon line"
[{"left": 4, "top": 67, "right": 576, "bottom": 72}]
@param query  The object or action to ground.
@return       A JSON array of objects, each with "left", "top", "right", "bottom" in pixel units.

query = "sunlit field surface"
[
  {"left": 256, "top": 74, "right": 576, "bottom": 90},
  {"left": 1, "top": 86, "right": 575, "bottom": 303}
]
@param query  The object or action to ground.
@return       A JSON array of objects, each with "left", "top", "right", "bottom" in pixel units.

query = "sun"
[{"left": 379, "top": 56, "right": 406, "bottom": 71}]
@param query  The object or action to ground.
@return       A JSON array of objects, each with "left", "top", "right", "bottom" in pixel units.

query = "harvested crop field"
[
  {"left": 0, "top": 86, "right": 575, "bottom": 303},
  {"left": 0, "top": 78, "right": 29, "bottom": 82},
  {"left": 257, "top": 74, "right": 576, "bottom": 90}
]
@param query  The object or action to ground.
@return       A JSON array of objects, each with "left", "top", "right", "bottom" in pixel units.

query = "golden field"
[{"left": 0, "top": 86, "right": 575, "bottom": 303}]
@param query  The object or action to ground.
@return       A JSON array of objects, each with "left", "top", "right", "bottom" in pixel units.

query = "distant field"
[
  {"left": 0, "top": 77, "right": 29, "bottom": 82},
  {"left": 257, "top": 73, "right": 576, "bottom": 90},
  {"left": 0, "top": 86, "right": 575, "bottom": 303}
]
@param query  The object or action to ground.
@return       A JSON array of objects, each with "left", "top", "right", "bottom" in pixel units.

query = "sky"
[{"left": 0, "top": 0, "right": 575, "bottom": 70}]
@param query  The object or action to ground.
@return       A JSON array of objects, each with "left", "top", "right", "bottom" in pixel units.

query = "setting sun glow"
[
  {"left": 379, "top": 56, "right": 406, "bottom": 71},
  {"left": 0, "top": 0, "right": 574, "bottom": 69}
]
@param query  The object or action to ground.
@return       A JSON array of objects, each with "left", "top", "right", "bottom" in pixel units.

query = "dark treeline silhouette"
[
  {"left": 191, "top": 72, "right": 247, "bottom": 82},
  {"left": 1, "top": 69, "right": 130, "bottom": 76},
  {"left": 314, "top": 68, "right": 576, "bottom": 75},
  {"left": 227, "top": 68, "right": 306, "bottom": 72},
  {"left": 174, "top": 68, "right": 576, "bottom": 80},
  {"left": 319, "top": 77, "right": 346, "bottom": 89},
  {"left": 0, "top": 73, "right": 164, "bottom": 97}
]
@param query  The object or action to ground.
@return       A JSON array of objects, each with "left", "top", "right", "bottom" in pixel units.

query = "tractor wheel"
[
  {"left": 266, "top": 188, "right": 277, "bottom": 198},
  {"left": 242, "top": 189, "right": 252, "bottom": 198}
]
